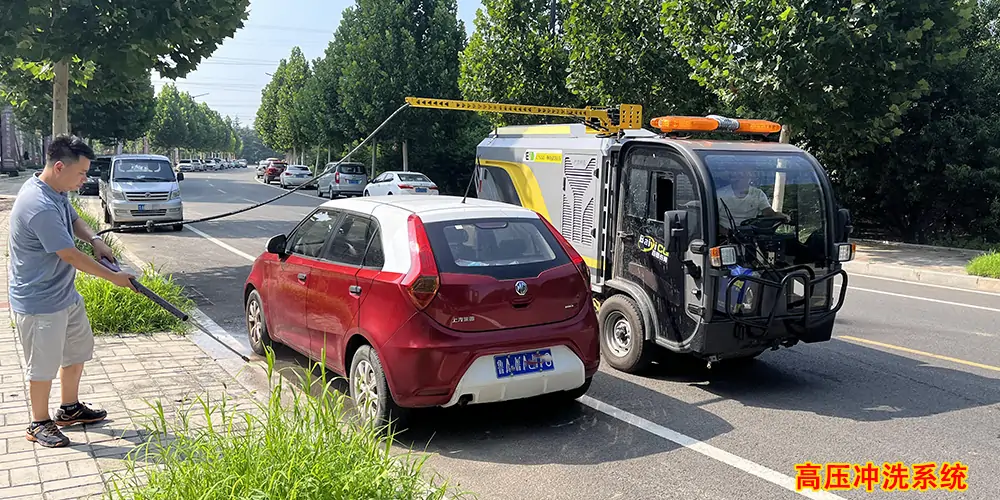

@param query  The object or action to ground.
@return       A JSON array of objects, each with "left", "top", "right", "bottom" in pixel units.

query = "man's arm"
[
  {"left": 31, "top": 210, "right": 133, "bottom": 287},
  {"left": 72, "top": 216, "right": 97, "bottom": 243}
]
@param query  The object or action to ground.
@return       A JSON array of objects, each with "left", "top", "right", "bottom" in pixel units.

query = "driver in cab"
[{"left": 717, "top": 169, "right": 789, "bottom": 234}]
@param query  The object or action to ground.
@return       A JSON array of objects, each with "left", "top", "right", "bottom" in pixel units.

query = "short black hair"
[{"left": 47, "top": 134, "right": 96, "bottom": 166}]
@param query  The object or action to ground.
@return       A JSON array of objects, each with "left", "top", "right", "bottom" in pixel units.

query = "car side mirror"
[
  {"left": 836, "top": 208, "right": 852, "bottom": 241},
  {"left": 266, "top": 234, "right": 288, "bottom": 255},
  {"left": 176, "top": 172, "right": 184, "bottom": 181},
  {"left": 663, "top": 210, "right": 689, "bottom": 255}
]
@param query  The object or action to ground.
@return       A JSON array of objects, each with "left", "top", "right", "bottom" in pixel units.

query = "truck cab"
[
  {"left": 99, "top": 154, "right": 185, "bottom": 231},
  {"left": 474, "top": 117, "right": 854, "bottom": 373}
]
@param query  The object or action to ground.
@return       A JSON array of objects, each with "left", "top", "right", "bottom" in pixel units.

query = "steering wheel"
[{"left": 739, "top": 215, "right": 789, "bottom": 231}]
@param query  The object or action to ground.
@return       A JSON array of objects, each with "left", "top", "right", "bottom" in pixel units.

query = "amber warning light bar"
[{"left": 650, "top": 115, "right": 782, "bottom": 135}]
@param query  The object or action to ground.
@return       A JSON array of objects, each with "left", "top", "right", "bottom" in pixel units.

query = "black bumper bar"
[{"left": 724, "top": 267, "right": 848, "bottom": 331}]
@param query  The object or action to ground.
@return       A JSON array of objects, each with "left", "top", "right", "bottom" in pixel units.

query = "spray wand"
[{"left": 97, "top": 256, "right": 189, "bottom": 321}]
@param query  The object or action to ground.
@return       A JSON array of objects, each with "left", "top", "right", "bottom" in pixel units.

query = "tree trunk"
[
  {"left": 402, "top": 140, "right": 409, "bottom": 171},
  {"left": 52, "top": 59, "right": 70, "bottom": 136}
]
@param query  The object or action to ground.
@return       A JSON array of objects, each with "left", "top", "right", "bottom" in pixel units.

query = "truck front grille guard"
[{"left": 723, "top": 268, "right": 848, "bottom": 332}]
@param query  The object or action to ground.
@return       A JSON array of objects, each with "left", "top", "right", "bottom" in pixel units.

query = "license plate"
[
  {"left": 416, "top": 187, "right": 427, "bottom": 193},
  {"left": 348, "top": 179, "right": 360, "bottom": 184},
  {"left": 494, "top": 348, "right": 554, "bottom": 379},
  {"left": 137, "top": 203, "right": 145, "bottom": 211},
  {"left": 297, "top": 174, "right": 309, "bottom": 177}
]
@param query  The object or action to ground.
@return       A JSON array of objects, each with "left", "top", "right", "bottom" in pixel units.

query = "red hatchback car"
[{"left": 244, "top": 196, "right": 600, "bottom": 428}]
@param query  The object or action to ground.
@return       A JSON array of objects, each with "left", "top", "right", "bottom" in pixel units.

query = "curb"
[{"left": 843, "top": 260, "right": 1000, "bottom": 294}]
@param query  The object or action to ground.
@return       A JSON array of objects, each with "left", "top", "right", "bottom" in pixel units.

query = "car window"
[
  {"left": 424, "top": 218, "right": 569, "bottom": 279},
  {"left": 287, "top": 209, "right": 340, "bottom": 259},
  {"left": 339, "top": 164, "right": 365, "bottom": 175},
  {"left": 113, "top": 159, "right": 176, "bottom": 182},
  {"left": 398, "top": 173, "right": 430, "bottom": 183},
  {"left": 363, "top": 226, "right": 384, "bottom": 268},
  {"left": 324, "top": 214, "right": 377, "bottom": 267}
]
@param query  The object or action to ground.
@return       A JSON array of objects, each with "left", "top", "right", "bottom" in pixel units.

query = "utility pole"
[{"left": 402, "top": 140, "right": 408, "bottom": 171}]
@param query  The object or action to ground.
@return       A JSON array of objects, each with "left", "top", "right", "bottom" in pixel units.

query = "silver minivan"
[
  {"left": 317, "top": 161, "right": 368, "bottom": 198},
  {"left": 99, "top": 154, "right": 185, "bottom": 231}
]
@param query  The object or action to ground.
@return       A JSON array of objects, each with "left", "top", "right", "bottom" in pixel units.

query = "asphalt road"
[{"left": 14, "top": 170, "right": 999, "bottom": 499}]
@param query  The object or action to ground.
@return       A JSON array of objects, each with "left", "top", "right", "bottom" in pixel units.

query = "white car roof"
[{"left": 318, "top": 195, "right": 537, "bottom": 221}]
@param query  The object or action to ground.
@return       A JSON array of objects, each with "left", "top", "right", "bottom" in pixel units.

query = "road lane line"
[
  {"left": 579, "top": 396, "right": 847, "bottom": 500},
  {"left": 184, "top": 225, "right": 256, "bottom": 262},
  {"left": 840, "top": 285, "right": 1000, "bottom": 313},
  {"left": 849, "top": 273, "right": 1000, "bottom": 297},
  {"left": 217, "top": 189, "right": 226, "bottom": 194},
  {"left": 838, "top": 336, "right": 1000, "bottom": 372}
]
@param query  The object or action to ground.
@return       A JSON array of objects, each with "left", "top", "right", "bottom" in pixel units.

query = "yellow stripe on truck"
[{"left": 479, "top": 159, "right": 599, "bottom": 270}]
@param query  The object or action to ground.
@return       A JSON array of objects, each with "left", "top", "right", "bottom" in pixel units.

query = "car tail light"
[
  {"left": 335, "top": 172, "right": 340, "bottom": 184},
  {"left": 429, "top": 185, "right": 438, "bottom": 190},
  {"left": 536, "top": 212, "right": 590, "bottom": 284},
  {"left": 401, "top": 214, "right": 439, "bottom": 310},
  {"left": 398, "top": 184, "right": 413, "bottom": 189}
]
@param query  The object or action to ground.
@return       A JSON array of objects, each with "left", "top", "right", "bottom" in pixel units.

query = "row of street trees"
[
  {"left": 256, "top": 0, "right": 998, "bottom": 247},
  {"left": 0, "top": 0, "right": 250, "bottom": 151},
  {"left": 255, "top": 0, "right": 485, "bottom": 194},
  {"left": 150, "top": 84, "right": 243, "bottom": 162}
]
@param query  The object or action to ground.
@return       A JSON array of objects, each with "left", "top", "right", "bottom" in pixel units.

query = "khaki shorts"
[{"left": 14, "top": 299, "right": 94, "bottom": 381}]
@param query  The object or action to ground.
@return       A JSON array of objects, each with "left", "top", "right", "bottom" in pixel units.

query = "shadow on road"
[{"left": 643, "top": 340, "right": 1000, "bottom": 423}]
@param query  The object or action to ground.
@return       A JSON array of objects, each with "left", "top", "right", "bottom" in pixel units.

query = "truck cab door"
[{"left": 613, "top": 145, "right": 703, "bottom": 344}]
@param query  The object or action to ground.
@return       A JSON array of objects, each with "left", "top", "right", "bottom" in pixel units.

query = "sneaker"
[
  {"left": 54, "top": 401, "right": 108, "bottom": 427},
  {"left": 26, "top": 420, "right": 70, "bottom": 448}
]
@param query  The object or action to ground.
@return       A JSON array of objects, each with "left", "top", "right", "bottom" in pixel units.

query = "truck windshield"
[
  {"left": 701, "top": 151, "right": 828, "bottom": 265},
  {"left": 113, "top": 159, "right": 176, "bottom": 182}
]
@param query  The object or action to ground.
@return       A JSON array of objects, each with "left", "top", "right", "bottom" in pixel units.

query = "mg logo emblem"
[{"left": 514, "top": 280, "right": 528, "bottom": 296}]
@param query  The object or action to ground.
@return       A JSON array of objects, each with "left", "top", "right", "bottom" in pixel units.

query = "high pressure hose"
[
  {"left": 91, "top": 102, "right": 413, "bottom": 321},
  {"left": 95, "top": 102, "right": 412, "bottom": 237}
]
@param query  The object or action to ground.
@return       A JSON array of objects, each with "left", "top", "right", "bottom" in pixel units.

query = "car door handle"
[
  {"left": 349, "top": 285, "right": 362, "bottom": 295},
  {"left": 297, "top": 273, "right": 307, "bottom": 282}
]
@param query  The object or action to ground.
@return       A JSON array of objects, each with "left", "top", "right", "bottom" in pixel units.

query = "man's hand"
[
  {"left": 92, "top": 239, "right": 116, "bottom": 263},
  {"left": 110, "top": 271, "right": 138, "bottom": 292}
]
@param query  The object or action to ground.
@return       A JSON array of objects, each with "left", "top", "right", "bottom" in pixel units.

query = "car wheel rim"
[
  {"left": 247, "top": 299, "right": 262, "bottom": 345},
  {"left": 606, "top": 313, "right": 632, "bottom": 358},
  {"left": 353, "top": 360, "right": 379, "bottom": 422}
]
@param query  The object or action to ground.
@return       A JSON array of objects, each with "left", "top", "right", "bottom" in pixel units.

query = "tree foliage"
[
  {"left": 460, "top": 0, "right": 579, "bottom": 125},
  {"left": 151, "top": 84, "right": 240, "bottom": 154}
]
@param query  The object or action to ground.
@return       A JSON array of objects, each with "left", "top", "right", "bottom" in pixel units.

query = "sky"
[{"left": 151, "top": 0, "right": 482, "bottom": 127}]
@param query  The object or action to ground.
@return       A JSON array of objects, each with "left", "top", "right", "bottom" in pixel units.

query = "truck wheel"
[{"left": 598, "top": 294, "right": 655, "bottom": 374}]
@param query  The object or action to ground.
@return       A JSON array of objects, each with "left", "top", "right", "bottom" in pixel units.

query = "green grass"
[
  {"left": 76, "top": 263, "right": 194, "bottom": 334},
  {"left": 966, "top": 250, "right": 1000, "bottom": 279},
  {"left": 105, "top": 350, "right": 466, "bottom": 500},
  {"left": 68, "top": 195, "right": 193, "bottom": 334}
]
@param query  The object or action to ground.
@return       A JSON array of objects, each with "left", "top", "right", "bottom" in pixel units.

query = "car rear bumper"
[
  {"left": 282, "top": 177, "right": 311, "bottom": 186},
  {"left": 378, "top": 308, "right": 600, "bottom": 408}
]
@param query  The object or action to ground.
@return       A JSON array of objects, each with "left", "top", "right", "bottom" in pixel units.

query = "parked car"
[
  {"left": 243, "top": 196, "right": 600, "bottom": 428},
  {"left": 98, "top": 154, "right": 185, "bottom": 230},
  {"left": 279, "top": 164, "right": 314, "bottom": 188},
  {"left": 78, "top": 155, "right": 109, "bottom": 195},
  {"left": 263, "top": 160, "right": 287, "bottom": 183},
  {"left": 177, "top": 159, "right": 195, "bottom": 172},
  {"left": 256, "top": 160, "right": 269, "bottom": 178},
  {"left": 363, "top": 171, "right": 438, "bottom": 196},
  {"left": 317, "top": 162, "right": 368, "bottom": 199},
  {"left": 238, "top": 159, "right": 248, "bottom": 168}
]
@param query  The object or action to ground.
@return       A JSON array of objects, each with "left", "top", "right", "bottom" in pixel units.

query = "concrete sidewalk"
[
  {"left": 846, "top": 239, "right": 1000, "bottom": 293},
  {"left": 0, "top": 200, "right": 262, "bottom": 499}
]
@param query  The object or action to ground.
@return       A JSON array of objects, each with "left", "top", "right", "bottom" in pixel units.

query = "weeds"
[
  {"left": 76, "top": 262, "right": 194, "bottom": 334},
  {"left": 105, "top": 348, "right": 464, "bottom": 500},
  {"left": 966, "top": 250, "right": 1000, "bottom": 279},
  {"left": 70, "top": 196, "right": 124, "bottom": 259}
]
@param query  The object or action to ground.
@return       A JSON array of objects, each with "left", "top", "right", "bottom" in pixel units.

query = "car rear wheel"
[
  {"left": 245, "top": 289, "right": 275, "bottom": 356},
  {"left": 598, "top": 294, "right": 656, "bottom": 374},
  {"left": 349, "top": 345, "right": 408, "bottom": 432},
  {"left": 363, "top": 190, "right": 370, "bottom": 196}
]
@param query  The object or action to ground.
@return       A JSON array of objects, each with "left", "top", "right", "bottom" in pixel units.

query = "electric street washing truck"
[{"left": 405, "top": 97, "right": 856, "bottom": 373}]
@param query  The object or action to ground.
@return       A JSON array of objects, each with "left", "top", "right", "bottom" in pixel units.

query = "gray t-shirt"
[{"left": 8, "top": 173, "right": 81, "bottom": 315}]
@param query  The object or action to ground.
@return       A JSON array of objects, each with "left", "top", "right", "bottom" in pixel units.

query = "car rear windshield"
[
  {"left": 398, "top": 173, "right": 430, "bottom": 183},
  {"left": 339, "top": 164, "right": 365, "bottom": 175},
  {"left": 424, "top": 218, "right": 569, "bottom": 279}
]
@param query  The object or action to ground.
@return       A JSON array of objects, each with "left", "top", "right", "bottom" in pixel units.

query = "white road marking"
[
  {"left": 579, "top": 397, "right": 847, "bottom": 499},
  {"left": 217, "top": 189, "right": 226, "bottom": 194},
  {"left": 849, "top": 272, "right": 1000, "bottom": 297},
  {"left": 184, "top": 225, "right": 256, "bottom": 263},
  {"left": 840, "top": 285, "right": 1000, "bottom": 313}
]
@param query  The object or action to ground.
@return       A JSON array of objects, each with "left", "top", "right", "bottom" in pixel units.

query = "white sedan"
[
  {"left": 363, "top": 171, "right": 439, "bottom": 196},
  {"left": 279, "top": 165, "right": 315, "bottom": 188}
]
